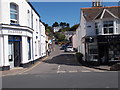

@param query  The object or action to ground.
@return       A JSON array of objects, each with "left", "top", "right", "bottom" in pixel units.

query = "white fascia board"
[
  {"left": 101, "top": 9, "right": 119, "bottom": 19},
  {"left": 1, "top": 24, "right": 34, "bottom": 32}
]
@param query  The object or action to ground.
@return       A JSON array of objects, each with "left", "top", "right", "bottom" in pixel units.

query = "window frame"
[
  {"left": 103, "top": 21, "right": 114, "bottom": 34},
  {"left": 10, "top": 3, "right": 19, "bottom": 24}
]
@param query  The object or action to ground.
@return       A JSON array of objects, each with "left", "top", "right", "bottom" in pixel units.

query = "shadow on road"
[{"left": 43, "top": 54, "right": 80, "bottom": 66}]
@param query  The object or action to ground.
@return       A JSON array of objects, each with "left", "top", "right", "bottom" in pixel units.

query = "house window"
[
  {"left": 103, "top": 21, "right": 114, "bottom": 34},
  {"left": 31, "top": 13, "right": 33, "bottom": 28},
  {"left": 35, "top": 42, "right": 37, "bottom": 56},
  {"left": 36, "top": 19, "right": 38, "bottom": 33},
  {"left": 95, "top": 22, "right": 99, "bottom": 35},
  {"left": 10, "top": 3, "right": 19, "bottom": 24},
  {"left": 27, "top": 10, "right": 30, "bottom": 27}
]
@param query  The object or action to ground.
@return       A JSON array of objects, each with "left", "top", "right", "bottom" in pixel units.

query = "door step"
[{"left": 10, "top": 67, "right": 23, "bottom": 70}]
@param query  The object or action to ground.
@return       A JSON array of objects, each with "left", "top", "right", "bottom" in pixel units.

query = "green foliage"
[
  {"left": 54, "top": 32, "right": 66, "bottom": 42},
  {"left": 60, "top": 22, "right": 69, "bottom": 28},
  {"left": 58, "top": 34, "right": 65, "bottom": 41},
  {"left": 69, "top": 24, "right": 79, "bottom": 31},
  {"left": 52, "top": 22, "right": 59, "bottom": 27},
  {"left": 76, "top": 52, "right": 83, "bottom": 57},
  {"left": 76, "top": 52, "right": 83, "bottom": 63},
  {"left": 59, "top": 27, "right": 70, "bottom": 32},
  {"left": 58, "top": 24, "right": 79, "bottom": 32}
]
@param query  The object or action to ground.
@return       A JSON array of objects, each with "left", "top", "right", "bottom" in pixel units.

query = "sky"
[{"left": 31, "top": 2, "right": 119, "bottom": 27}]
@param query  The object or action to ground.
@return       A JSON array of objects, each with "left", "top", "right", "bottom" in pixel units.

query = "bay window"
[{"left": 103, "top": 21, "right": 114, "bottom": 34}]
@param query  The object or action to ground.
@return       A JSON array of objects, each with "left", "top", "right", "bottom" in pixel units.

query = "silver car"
[{"left": 64, "top": 46, "right": 74, "bottom": 52}]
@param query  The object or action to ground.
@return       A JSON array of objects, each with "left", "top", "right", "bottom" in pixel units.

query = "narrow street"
[
  {"left": 22, "top": 45, "right": 100, "bottom": 75},
  {"left": 2, "top": 45, "right": 118, "bottom": 88}
]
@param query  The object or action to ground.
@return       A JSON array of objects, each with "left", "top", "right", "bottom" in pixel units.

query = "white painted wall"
[
  {"left": 32, "top": 10, "right": 40, "bottom": 60},
  {"left": 22, "top": 36, "right": 29, "bottom": 64},
  {"left": 72, "top": 34, "right": 77, "bottom": 48},
  {"left": 76, "top": 25, "right": 81, "bottom": 52},
  {"left": 0, "top": 0, "right": 2, "bottom": 23},
  {"left": 0, "top": 36, "right": 4, "bottom": 66},
  {"left": 86, "top": 21, "right": 96, "bottom": 36},
  {"left": 0, "top": 0, "right": 40, "bottom": 29},
  {"left": 0, "top": 0, "right": 10, "bottom": 24},
  {"left": 79, "top": 10, "right": 86, "bottom": 57},
  {"left": 3, "top": 35, "right": 9, "bottom": 66},
  {"left": 0, "top": 0, "right": 46, "bottom": 68},
  {"left": 40, "top": 22, "right": 46, "bottom": 57},
  {"left": 118, "top": 20, "right": 120, "bottom": 34}
]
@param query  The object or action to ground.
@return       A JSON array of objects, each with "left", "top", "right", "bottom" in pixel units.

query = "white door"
[{"left": 8, "top": 42, "right": 14, "bottom": 69}]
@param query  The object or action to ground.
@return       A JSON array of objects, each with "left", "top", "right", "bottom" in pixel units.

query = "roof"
[
  {"left": 27, "top": 1, "right": 40, "bottom": 18},
  {"left": 81, "top": 6, "right": 120, "bottom": 21}
]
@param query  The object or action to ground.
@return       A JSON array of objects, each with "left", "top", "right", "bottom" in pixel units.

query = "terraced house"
[
  {"left": 77, "top": 1, "right": 120, "bottom": 65},
  {"left": 0, "top": 0, "right": 47, "bottom": 70}
]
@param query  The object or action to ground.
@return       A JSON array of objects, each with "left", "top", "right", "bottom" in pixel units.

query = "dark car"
[{"left": 60, "top": 45, "right": 66, "bottom": 50}]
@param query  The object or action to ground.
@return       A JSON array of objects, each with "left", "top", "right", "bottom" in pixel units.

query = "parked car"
[
  {"left": 64, "top": 46, "right": 74, "bottom": 52},
  {"left": 60, "top": 45, "right": 66, "bottom": 50}
]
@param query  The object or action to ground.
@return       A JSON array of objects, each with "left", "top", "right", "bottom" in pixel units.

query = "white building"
[
  {"left": 53, "top": 26, "right": 62, "bottom": 32},
  {"left": 64, "top": 31, "right": 76, "bottom": 41},
  {"left": 72, "top": 34, "right": 77, "bottom": 49},
  {"left": 40, "top": 22, "right": 47, "bottom": 57},
  {"left": 77, "top": 1, "right": 120, "bottom": 65},
  {"left": 0, "top": 0, "right": 46, "bottom": 70},
  {"left": 76, "top": 25, "right": 81, "bottom": 52}
]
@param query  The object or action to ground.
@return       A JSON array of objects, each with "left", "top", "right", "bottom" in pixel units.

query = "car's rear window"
[{"left": 67, "top": 46, "right": 72, "bottom": 48}]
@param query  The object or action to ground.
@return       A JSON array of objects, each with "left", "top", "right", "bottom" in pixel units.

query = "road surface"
[{"left": 2, "top": 45, "right": 119, "bottom": 88}]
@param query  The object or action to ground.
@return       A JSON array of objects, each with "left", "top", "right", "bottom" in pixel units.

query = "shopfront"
[
  {"left": 97, "top": 35, "right": 120, "bottom": 64},
  {"left": 85, "top": 35, "right": 120, "bottom": 65},
  {"left": 0, "top": 24, "right": 33, "bottom": 70}
]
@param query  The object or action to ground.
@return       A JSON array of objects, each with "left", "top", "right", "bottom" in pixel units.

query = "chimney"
[{"left": 92, "top": 0, "right": 102, "bottom": 7}]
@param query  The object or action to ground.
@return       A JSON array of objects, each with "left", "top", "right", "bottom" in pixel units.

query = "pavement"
[
  {"left": 1, "top": 56, "right": 48, "bottom": 76},
  {"left": 92, "top": 65, "right": 111, "bottom": 71}
]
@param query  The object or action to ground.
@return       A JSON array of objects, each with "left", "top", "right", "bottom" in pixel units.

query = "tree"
[
  {"left": 66, "top": 23, "right": 70, "bottom": 28},
  {"left": 69, "top": 24, "right": 79, "bottom": 31},
  {"left": 54, "top": 32, "right": 66, "bottom": 42},
  {"left": 58, "top": 34, "right": 66, "bottom": 42},
  {"left": 52, "top": 22, "right": 59, "bottom": 27},
  {"left": 60, "top": 22, "right": 66, "bottom": 28}
]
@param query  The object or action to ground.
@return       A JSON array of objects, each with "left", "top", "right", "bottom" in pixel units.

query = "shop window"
[
  {"left": 10, "top": 3, "right": 19, "bottom": 24},
  {"left": 108, "top": 44, "right": 120, "bottom": 61},
  {"left": 103, "top": 21, "right": 114, "bottom": 34},
  {"left": 27, "top": 37, "right": 31, "bottom": 60}
]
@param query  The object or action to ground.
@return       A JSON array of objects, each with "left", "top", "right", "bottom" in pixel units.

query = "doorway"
[
  {"left": 14, "top": 41, "right": 21, "bottom": 67},
  {"left": 8, "top": 36, "right": 21, "bottom": 68}
]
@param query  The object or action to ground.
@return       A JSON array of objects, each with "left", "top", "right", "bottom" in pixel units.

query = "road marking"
[
  {"left": 57, "top": 71, "right": 66, "bottom": 73},
  {"left": 106, "top": 86, "right": 110, "bottom": 88},
  {"left": 81, "top": 70, "right": 91, "bottom": 72},
  {"left": 57, "top": 65, "right": 61, "bottom": 73},
  {"left": 69, "top": 71, "right": 78, "bottom": 73}
]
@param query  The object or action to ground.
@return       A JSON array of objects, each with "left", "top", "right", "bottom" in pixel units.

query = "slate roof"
[{"left": 81, "top": 6, "right": 120, "bottom": 21}]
